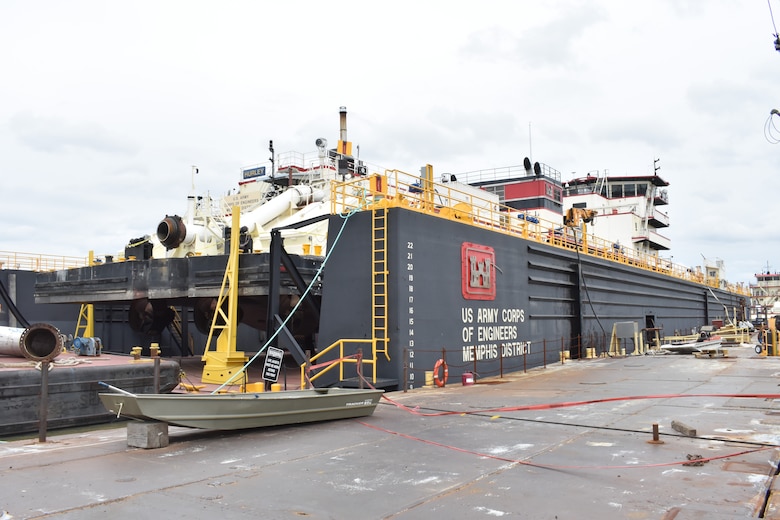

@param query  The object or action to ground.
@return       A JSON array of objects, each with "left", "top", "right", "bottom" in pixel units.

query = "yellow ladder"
[
  {"left": 169, "top": 307, "right": 182, "bottom": 342},
  {"left": 167, "top": 306, "right": 192, "bottom": 355},
  {"left": 300, "top": 206, "right": 391, "bottom": 387},
  {"left": 372, "top": 207, "right": 390, "bottom": 367}
]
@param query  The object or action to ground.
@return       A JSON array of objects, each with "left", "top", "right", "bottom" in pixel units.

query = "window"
[{"left": 484, "top": 185, "right": 505, "bottom": 200}]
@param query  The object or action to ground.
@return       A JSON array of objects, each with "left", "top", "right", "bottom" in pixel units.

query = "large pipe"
[
  {"left": 241, "top": 185, "right": 321, "bottom": 234},
  {"left": 0, "top": 323, "right": 64, "bottom": 361},
  {"left": 157, "top": 214, "right": 188, "bottom": 249}
]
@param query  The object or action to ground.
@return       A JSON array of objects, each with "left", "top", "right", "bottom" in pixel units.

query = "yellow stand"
[
  {"left": 609, "top": 322, "right": 644, "bottom": 356},
  {"left": 74, "top": 304, "right": 95, "bottom": 338},
  {"left": 201, "top": 331, "right": 249, "bottom": 383},
  {"left": 201, "top": 207, "right": 248, "bottom": 384},
  {"left": 74, "top": 252, "right": 97, "bottom": 339}
]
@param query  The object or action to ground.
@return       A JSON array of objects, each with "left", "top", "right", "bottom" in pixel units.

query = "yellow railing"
[
  {"left": 0, "top": 251, "right": 88, "bottom": 272},
  {"left": 331, "top": 171, "right": 749, "bottom": 297},
  {"left": 300, "top": 338, "right": 377, "bottom": 388}
]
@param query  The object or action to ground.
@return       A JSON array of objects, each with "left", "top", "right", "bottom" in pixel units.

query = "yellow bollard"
[
  {"left": 244, "top": 382, "right": 265, "bottom": 393},
  {"left": 425, "top": 371, "right": 434, "bottom": 387},
  {"left": 271, "top": 383, "right": 282, "bottom": 392}
]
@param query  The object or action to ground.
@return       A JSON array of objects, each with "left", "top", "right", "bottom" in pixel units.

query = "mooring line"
[
  {"left": 357, "top": 420, "right": 775, "bottom": 471},
  {"left": 379, "top": 391, "right": 780, "bottom": 417}
]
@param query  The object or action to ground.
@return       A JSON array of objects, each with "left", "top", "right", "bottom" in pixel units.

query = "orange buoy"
[{"left": 433, "top": 359, "right": 448, "bottom": 387}]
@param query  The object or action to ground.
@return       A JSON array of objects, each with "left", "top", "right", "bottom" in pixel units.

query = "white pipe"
[
  {"left": 0, "top": 323, "right": 63, "bottom": 361},
  {"left": 241, "top": 186, "right": 315, "bottom": 234},
  {"left": 0, "top": 326, "right": 25, "bottom": 356}
]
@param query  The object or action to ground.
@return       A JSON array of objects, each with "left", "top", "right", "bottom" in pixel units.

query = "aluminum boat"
[{"left": 99, "top": 386, "right": 383, "bottom": 430}]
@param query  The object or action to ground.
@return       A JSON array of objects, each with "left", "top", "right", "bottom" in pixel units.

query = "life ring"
[{"left": 433, "top": 359, "right": 448, "bottom": 387}]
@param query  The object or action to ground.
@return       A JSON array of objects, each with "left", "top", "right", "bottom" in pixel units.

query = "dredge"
[{"left": 32, "top": 107, "right": 749, "bottom": 392}]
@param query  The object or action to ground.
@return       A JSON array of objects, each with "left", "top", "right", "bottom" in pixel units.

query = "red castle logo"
[{"left": 461, "top": 242, "right": 496, "bottom": 300}]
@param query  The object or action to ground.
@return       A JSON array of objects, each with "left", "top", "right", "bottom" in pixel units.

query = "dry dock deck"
[{"left": 2, "top": 345, "right": 780, "bottom": 519}]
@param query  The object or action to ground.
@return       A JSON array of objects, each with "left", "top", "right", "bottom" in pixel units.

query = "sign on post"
[{"left": 262, "top": 347, "right": 285, "bottom": 382}]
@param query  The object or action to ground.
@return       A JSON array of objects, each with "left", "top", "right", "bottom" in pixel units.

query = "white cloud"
[
  {"left": 10, "top": 112, "right": 139, "bottom": 155},
  {"left": 0, "top": 0, "right": 779, "bottom": 286}
]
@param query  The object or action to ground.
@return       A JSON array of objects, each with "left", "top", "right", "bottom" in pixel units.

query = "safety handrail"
[
  {"left": 0, "top": 251, "right": 88, "bottom": 272},
  {"left": 329, "top": 172, "right": 749, "bottom": 296},
  {"left": 300, "top": 338, "right": 377, "bottom": 388}
]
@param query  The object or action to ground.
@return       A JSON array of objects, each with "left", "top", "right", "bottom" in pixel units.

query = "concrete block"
[
  {"left": 127, "top": 421, "right": 169, "bottom": 449},
  {"left": 671, "top": 420, "right": 697, "bottom": 437}
]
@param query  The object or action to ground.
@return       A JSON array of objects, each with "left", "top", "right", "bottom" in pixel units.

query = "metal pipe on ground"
[
  {"left": 39, "top": 360, "right": 49, "bottom": 442},
  {"left": 0, "top": 323, "right": 64, "bottom": 361}
]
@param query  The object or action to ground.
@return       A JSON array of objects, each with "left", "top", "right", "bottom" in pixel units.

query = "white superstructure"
[{"left": 563, "top": 171, "right": 671, "bottom": 255}]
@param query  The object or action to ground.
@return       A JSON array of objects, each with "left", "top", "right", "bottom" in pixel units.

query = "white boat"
[
  {"left": 99, "top": 386, "right": 384, "bottom": 430},
  {"left": 661, "top": 334, "right": 723, "bottom": 354}
]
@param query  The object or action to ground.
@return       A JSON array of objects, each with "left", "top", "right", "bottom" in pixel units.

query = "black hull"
[
  {"left": 22, "top": 207, "right": 746, "bottom": 392},
  {"left": 1, "top": 270, "right": 80, "bottom": 333},
  {"left": 0, "top": 357, "right": 180, "bottom": 437},
  {"left": 30, "top": 253, "right": 324, "bottom": 356},
  {"left": 315, "top": 208, "right": 745, "bottom": 389}
]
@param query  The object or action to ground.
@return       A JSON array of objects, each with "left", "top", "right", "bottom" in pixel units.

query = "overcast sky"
[{"left": 1, "top": 1, "right": 779, "bottom": 285}]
